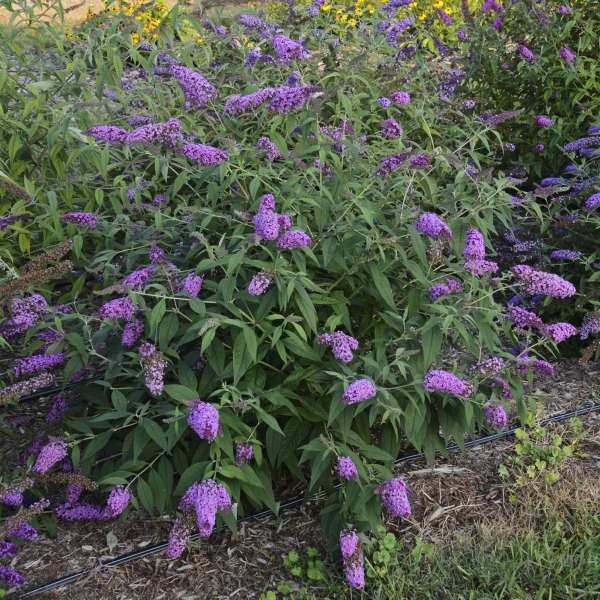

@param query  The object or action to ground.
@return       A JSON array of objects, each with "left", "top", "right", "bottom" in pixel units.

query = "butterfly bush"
[{"left": 5, "top": 0, "right": 600, "bottom": 591}]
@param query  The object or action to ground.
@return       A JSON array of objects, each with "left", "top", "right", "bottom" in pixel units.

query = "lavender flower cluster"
[
  {"left": 339, "top": 530, "right": 364, "bottom": 589},
  {"left": 424, "top": 369, "right": 473, "bottom": 397},
  {"left": 188, "top": 401, "right": 219, "bottom": 443},
  {"left": 167, "top": 479, "right": 232, "bottom": 558},
  {"left": 317, "top": 330, "right": 359, "bottom": 363}
]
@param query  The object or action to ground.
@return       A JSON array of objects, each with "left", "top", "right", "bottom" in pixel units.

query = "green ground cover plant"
[{"left": 0, "top": 0, "right": 599, "bottom": 591}]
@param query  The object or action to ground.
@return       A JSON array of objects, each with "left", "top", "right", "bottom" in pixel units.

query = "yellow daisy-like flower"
[{"left": 321, "top": 4, "right": 332, "bottom": 10}]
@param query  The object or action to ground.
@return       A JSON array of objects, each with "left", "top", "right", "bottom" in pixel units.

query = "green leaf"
[
  {"left": 141, "top": 418, "right": 168, "bottom": 451},
  {"left": 293, "top": 281, "right": 317, "bottom": 333},
  {"left": 174, "top": 462, "right": 208, "bottom": 496},
  {"left": 232, "top": 330, "right": 252, "bottom": 383},
  {"left": 369, "top": 264, "right": 395, "bottom": 309},
  {"left": 137, "top": 478, "right": 154, "bottom": 515},
  {"left": 149, "top": 299, "right": 166, "bottom": 333},
  {"left": 242, "top": 326, "right": 258, "bottom": 362},
  {"left": 159, "top": 313, "right": 179, "bottom": 350},
  {"left": 164, "top": 384, "right": 198, "bottom": 402}
]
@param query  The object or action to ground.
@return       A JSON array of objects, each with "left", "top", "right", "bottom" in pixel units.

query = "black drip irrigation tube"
[
  {"left": 17, "top": 378, "right": 98, "bottom": 403},
  {"left": 17, "top": 401, "right": 600, "bottom": 598}
]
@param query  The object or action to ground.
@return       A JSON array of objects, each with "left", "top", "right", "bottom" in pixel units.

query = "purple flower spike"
[
  {"left": 414, "top": 213, "right": 452, "bottom": 240},
  {"left": 511, "top": 265, "right": 576, "bottom": 298},
  {"left": 276, "top": 230, "right": 312, "bottom": 249},
  {"left": 32, "top": 439, "right": 68, "bottom": 474},
  {"left": 463, "top": 229, "right": 486, "bottom": 260},
  {"left": 381, "top": 119, "right": 403, "bottom": 138},
  {"left": 248, "top": 270, "right": 273, "bottom": 296},
  {"left": 424, "top": 370, "right": 473, "bottom": 396},
  {"left": 339, "top": 530, "right": 364, "bottom": 589},
  {"left": 335, "top": 456, "right": 359, "bottom": 480},
  {"left": 379, "top": 478, "right": 411, "bottom": 517},
  {"left": 484, "top": 404, "right": 507, "bottom": 429},
  {"left": 86, "top": 125, "right": 128, "bottom": 145},
  {"left": 390, "top": 90, "right": 411, "bottom": 105},
  {"left": 177, "top": 144, "right": 228, "bottom": 167},
  {"left": 544, "top": 322, "right": 578, "bottom": 343},
  {"left": 317, "top": 331, "right": 359, "bottom": 363},
  {"left": 104, "top": 485, "right": 133, "bottom": 518},
  {"left": 61, "top": 212, "right": 98, "bottom": 228},
  {"left": 272, "top": 34, "right": 309, "bottom": 62},
  {"left": 535, "top": 115, "right": 554, "bottom": 128},
  {"left": 342, "top": 379, "right": 376, "bottom": 405},
  {"left": 188, "top": 401, "right": 219, "bottom": 443},
  {"left": 234, "top": 443, "right": 254, "bottom": 466},
  {"left": 170, "top": 65, "right": 217, "bottom": 109}
]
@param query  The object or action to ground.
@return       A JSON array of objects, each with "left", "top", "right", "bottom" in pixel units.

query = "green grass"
[{"left": 265, "top": 510, "right": 600, "bottom": 600}]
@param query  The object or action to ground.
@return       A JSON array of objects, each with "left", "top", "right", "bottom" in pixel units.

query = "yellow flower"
[{"left": 321, "top": 4, "right": 332, "bottom": 10}]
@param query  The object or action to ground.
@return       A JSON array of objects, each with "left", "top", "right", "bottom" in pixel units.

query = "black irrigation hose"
[
  {"left": 18, "top": 402, "right": 600, "bottom": 598},
  {"left": 17, "top": 378, "right": 98, "bottom": 403}
]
